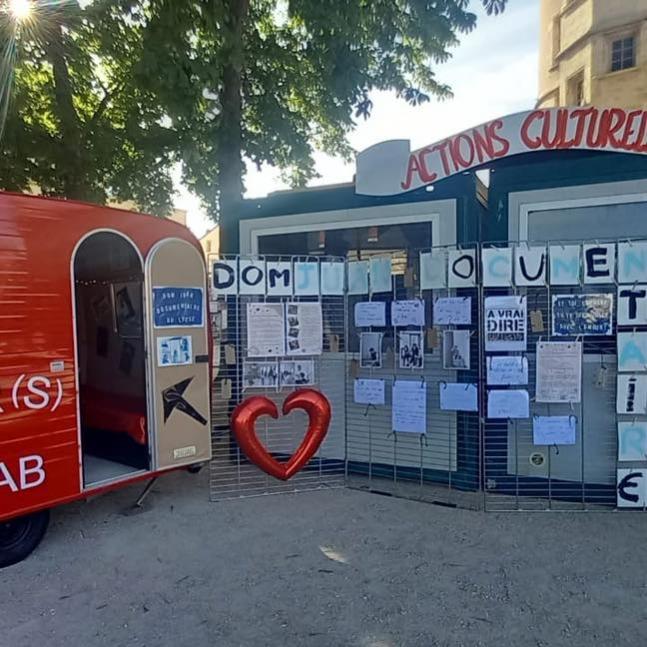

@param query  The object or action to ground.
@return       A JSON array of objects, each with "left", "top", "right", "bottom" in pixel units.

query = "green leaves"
[{"left": 0, "top": 0, "right": 506, "bottom": 219}]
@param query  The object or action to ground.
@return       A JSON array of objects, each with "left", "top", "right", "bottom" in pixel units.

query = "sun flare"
[{"left": 8, "top": 0, "right": 32, "bottom": 22}]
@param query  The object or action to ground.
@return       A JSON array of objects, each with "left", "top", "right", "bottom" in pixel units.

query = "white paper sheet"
[
  {"left": 369, "top": 257, "right": 392, "bottom": 294},
  {"left": 439, "top": 382, "right": 478, "bottom": 412},
  {"left": 247, "top": 303, "right": 286, "bottom": 357},
  {"left": 433, "top": 297, "right": 472, "bottom": 325},
  {"left": 266, "top": 261, "right": 293, "bottom": 296},
  {"left": 392, "top": 380, "right": 427, "bottom": 434},
  {"left": 487, "top": 389, "right": 529, "bottom": 419},
  {"left": 618, "top": 422, "right": 647, "bottom": 461},
  {"left": 420, "top": 251, "right": 446, "bottom": 289},
  {"left": 617, "top": 332, "right": 647, "bottom": 372},
  {"left": 320, "top": 262, "right": 345, "bottom": 295},
  {"left": 486, "top": 356, "right": 528, "bottom": 386},
  {"left": 286, "top": 302, "right": 323, "bottom": 355},
  {"left": 354, "top": 379, "right": 386, "bottom": 406},
  {"left": 532, "top": 416, "right": 576, "bottom": 446},
  {"left": 391, "top": 299, "right": 425, "bottom": 327},
  {"left": 484, "top": 296, "right": 527, "bottom": 351},
  {"left": 354, "top": 301, "right": 386, "bottom": 328},
  {"left": 294, "top": 262, "right": 319, "bottom": 296},
  {"left": 348, "top": 261, "right": 369, "bottom": 295},
  {"left": 618, "top": 285, "right": 647, "bottom": 326},
  {"left": 617, "top": 374, "right": 647, "bottom": 414},
  {"left": 239, "top": 259, "right": 267, "bottom": 295},
  {"left": 617, "top": 468, "right": 647, "bottom": 508},
  {"left": 481, "top": 247, "right": 512, "bottom": 287},
  {"left": 535, "top": 341, "right": 582, "bottom": 403}
]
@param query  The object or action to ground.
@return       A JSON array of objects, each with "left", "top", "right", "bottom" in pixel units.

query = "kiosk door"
[{"left": 146, "top": 239, "right": 211, "bottom": 470}]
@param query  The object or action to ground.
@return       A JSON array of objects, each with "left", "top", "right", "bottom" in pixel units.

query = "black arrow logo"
[{"left": 162, "top": 377, "right": 207, "bottom": 426}]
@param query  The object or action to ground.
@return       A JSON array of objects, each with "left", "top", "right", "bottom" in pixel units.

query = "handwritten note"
[
  {"left": 439, "top": 383, "right": 479, "bottom": 412},
  {"left": 533, "top": 416, "right": 577, "bottom": 446},
  {"left": 487, "top": 389, "right": 529, "bottom": 419},
  {"left": 391, "top": 300, "right": 425, "bottom": 327},
  {"left": 354, "top": 301, "right": 386, "bottom": 328},
  {"left": 486, "top": 356, "right": 528, "bottom": 386},
  {"left": 392, "top": 380, "right": 427, "bottom": 434},
  {"left": 354, "top": 379, "right": 385, "bottom": 406},
  {"left": 433, "top": 297, "right": 472, "bottom": 325}
]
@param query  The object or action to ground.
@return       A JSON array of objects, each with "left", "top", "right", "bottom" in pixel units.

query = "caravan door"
[{"left": 146, "top": 239, "right": 212, "bottom": 470}]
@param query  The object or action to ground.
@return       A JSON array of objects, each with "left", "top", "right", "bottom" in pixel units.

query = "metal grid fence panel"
[
  {"left": 482, "top": 241, "right": 620, "bottom": 511},
  {"left": 345, "top": 244, "right": 482, "bottom": 509},
  {"left": 209, "top": 255, "right": 346, "bottom": 500},
  {"left": 207, "top": 238, "right": 643, "bottom": 512}
]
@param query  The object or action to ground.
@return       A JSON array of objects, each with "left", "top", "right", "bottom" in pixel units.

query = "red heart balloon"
[{"left": 231, "top": 389, "right": 331, "bottom": 481}]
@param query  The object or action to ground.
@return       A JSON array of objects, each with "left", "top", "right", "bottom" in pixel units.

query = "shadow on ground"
[{"left": 3, "top": 471, "right": 646, "bottom": 647}]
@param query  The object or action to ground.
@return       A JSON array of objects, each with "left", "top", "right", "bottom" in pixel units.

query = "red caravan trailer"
[{"left": 0, "top": 193, "right": 212, "bottom": 567}]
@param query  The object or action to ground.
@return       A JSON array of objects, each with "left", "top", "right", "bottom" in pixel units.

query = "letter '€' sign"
[{"left": 0, "top": 455, "right": 46, "bottom": 493}]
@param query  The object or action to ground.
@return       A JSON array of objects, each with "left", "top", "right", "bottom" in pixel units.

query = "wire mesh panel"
[
  {"left": 482, "top": 240, "right": 622, "bottom": 511},
  {"left": 209, "top": 255, "right": 346, "bottom": 500},
  {"left": 345, "top": 244, "right": 482, "bottom": 509}
]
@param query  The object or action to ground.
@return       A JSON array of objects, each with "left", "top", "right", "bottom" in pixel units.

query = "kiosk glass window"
[
  {"left": 258, "top": 221, "right": 434, "bottom": 352},
  {"left": 257, "top": 222, "right": 433, "bottom": 258},
  {"left": 526, "top": 201, "right": 647, "bottom": 243}
]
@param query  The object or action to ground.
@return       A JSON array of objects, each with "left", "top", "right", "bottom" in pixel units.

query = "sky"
[{"left": 177, "top": 0, "right": 541, "bottom": 237}]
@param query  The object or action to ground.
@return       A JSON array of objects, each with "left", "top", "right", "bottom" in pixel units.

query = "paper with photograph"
[
  {"left": 286, "top": 302, "right": 323, "bottom": 356},
  {"left": 280, "top": 360, "right": 315, "bottom": 388},
  {"left": 442, "top": 330, "right": 470, "bottom": 370},
  {"left": 360, "top": 332, "right": 383, "bottom": 368},
  {"left": 157, "top": 335, "right": 193, "bottom": 367},
  {"left": 399, "top": 331, "right": 424, "bottom": 369},
  {"left": 243, "top": 360, "right": 279, "bottom": 390}
]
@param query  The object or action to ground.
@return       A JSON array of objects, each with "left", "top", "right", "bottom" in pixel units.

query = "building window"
[
  {"left": 611, "top": 36, "right": 635, "bottom": 72},
  {"left": 566, "top": 71, "right": 585, "bottom": 106},
  {"left": 552, "top": 16, "right": 561, "bottom": 61}
]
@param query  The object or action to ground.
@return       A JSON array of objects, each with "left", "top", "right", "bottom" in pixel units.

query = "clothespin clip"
[{"left": 553, "top": 443, "right": 560, "bottom": 456}]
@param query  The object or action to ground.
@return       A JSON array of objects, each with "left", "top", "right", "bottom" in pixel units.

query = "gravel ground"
[{"left": 2, "top": 471, "right": 647, "bottom": 647}]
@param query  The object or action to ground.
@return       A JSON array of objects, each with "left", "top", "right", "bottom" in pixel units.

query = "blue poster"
[
  {"left": 551, "top": 293, "right": 613, "bottom": 337},
  {"left": 153, "top": 287, "right": 204, "bottom": 328}
]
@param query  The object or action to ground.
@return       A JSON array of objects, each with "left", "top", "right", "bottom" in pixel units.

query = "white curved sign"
[{"left": 355, "top": 107, "right": 647, "bottom": 196}]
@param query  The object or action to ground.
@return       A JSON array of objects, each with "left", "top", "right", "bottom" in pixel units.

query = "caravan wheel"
[{"left": 0, "top": 510, "right": 50, "bottom": 568}]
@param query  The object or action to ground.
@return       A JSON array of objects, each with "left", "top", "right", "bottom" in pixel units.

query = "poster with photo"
[
  {"left": 286, "top": 302, "right": 323, "bottom": 356},
  {"left": 157, "top": 335, "right": 193, "bottom": 367},
  {"left": 243, "top": 361, "right": 279, "bottom": 390},
  {"left": 360, "top": 332, "right": 383, "bottom": 368},
  {"left": 280, "top": 360, "right": 315, "bottom": 388},
  {"left": 399, "top": 331, "right": 424, "bottom": 369},
  {"left": 114, "top": 282, "right": 143, "bottom": 338},
  {"left": 484, "top": 296, "right": 527, "bottom": 351},
  {"left": 442, "top": 330, "right": 470, "bottom": 370}
]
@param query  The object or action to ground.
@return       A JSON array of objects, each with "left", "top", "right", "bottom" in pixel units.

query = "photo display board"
[{"left": 209, "top": 242, "right": 647, "bottom": 510}]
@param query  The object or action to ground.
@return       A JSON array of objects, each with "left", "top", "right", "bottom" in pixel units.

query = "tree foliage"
[{"left": 0, "top": 0, "right": 507, "bottom": 224}]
